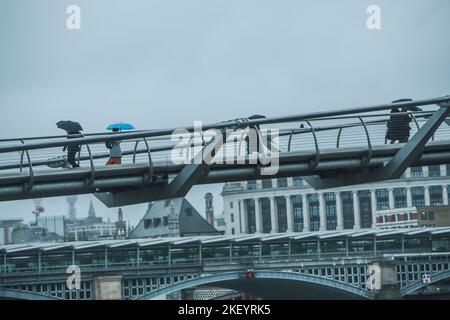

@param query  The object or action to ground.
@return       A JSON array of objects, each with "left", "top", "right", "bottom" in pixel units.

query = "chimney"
[{"left": 205, "top": 193, "right": 214, "bottom": 226}]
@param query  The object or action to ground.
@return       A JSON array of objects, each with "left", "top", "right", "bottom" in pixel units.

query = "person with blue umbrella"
[{"left": 105, "top": 123, "right": 135, "bottom": 165}]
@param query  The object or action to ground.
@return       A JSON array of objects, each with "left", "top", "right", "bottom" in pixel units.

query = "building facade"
[
  {"left": 221, "top": 165, "right": 450, "bottom": 235},
  {"left": 128, "top": 198, "right": 221, "bottom": 239}
]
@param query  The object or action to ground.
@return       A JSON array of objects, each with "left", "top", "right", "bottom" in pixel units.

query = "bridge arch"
[
  {"left": 401, "top": 269, "right": 450, "bottom": 296},
  {"left": 135, "top": 271, "right": 375, "bottom": 300},
  {"left": 0, "top": 289, "right": 61, "bottom": 300}
]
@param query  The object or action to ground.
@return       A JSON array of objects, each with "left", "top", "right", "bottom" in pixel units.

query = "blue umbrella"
[{"left": 106, "top": 123, "right": 135, "bottom": 131}]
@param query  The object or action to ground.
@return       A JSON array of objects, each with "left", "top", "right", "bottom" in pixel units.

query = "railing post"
[
  {"left": 104, "top": 248, "right": 108, "bottom": 269},
  {"left": 229, "top": 243, "right": 232, "bottom": 262},
  {"left": 3, "top": 253, "right": 6, "bottom": 274},
  {"left": 317, "top": 239, "right": 321, "bottom": 259},
  {"left": 373, "top": 236, "right": 377, "bottom": 255},
  {"left": 72, "top": 249, "right": 75, "bottom": 266},
  {"left": 137, "top": 247, "right": 140, "bottom": 269},
  {"left": 288, "top": 239, "right": 292, "bottom": 259},
  {"left": 199, "top": 243, "right": 202, "bottom": 264},
  {"left": 168, "top": 245, "right": 171, "bottom": 266},
  {"left": 401, "top": 236, "right": 405, "bottom": 254},
  {"left": 259, "top": 242, "right": 262, "bottom": 262},
  {"left": 38, "top": 251, "right": 41, "bottom": 273}
]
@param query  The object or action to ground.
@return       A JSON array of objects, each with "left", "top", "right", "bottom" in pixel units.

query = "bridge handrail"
[
  {"left": 2, "top": 249, "right": 446, "bottom": 276},
  {"left": 0, "top": 96, "right": 448, "bottom": 154}
]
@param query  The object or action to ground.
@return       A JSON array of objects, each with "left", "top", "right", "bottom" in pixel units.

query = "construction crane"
[{"left": 32, "top": 199, "right": 44, "bottom": 225}]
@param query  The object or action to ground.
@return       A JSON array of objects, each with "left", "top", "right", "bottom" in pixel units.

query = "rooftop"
[{"left": 1, "top": 227, "right": 449, "bottom": 254}]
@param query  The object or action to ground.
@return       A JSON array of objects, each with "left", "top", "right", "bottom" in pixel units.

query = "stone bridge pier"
[
  {"left": 369, "top": 261, "right": 403, "bottom": 300},
  {"left": 93, "top": 275, "right": 123, "bottom": 300}
]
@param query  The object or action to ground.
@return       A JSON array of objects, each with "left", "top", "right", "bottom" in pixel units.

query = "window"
[
  {"left": 245, "top": 199, "right": 256, "bottom": 234},
  {"left": 144, "top": 219, "right": 152, "bottom": 229},
  {"left": 153, "top": 218, "right": 161, "bottom": 227},
  {"left": 307, "top": 194, "right": 320, "bottom": 231},
  {"left": 292, "top": 195, "right": 303, "bottom": 232},
  {"left": 411, "top": 167, "right": 423, "bottom": 179},
  {"left": 277, "top": 178, "right": 288, "bottom": 188},
  {"left": 260, "top": 198, "right": 272, "bottom": 233},
  {"left": 185, "top": 208, "right": 192, "bottom": 216},
  {"left": 393, "top": 188, "right": 407, "bottom": 208},
  {"left": 429, "top": 165, "right": 441, "bottom": 177},
  {"left": 411, "top": 187, "right": 425, "bottom": 207},
  {"left": 231, "top": 228, "right": 235, "bottom": 235},
  {"left": 163, "top": 216, "right": 168, "bottom": 226},
  {"left": 341, "top": 192, "right": 355, "bottom": 230},
  {"left": 429, "top": 186, "right": 443, "bottom": 206},
  {"left": 276, "top": 197, "right": 287, "bottom": 232},
  {"left": 293, "top": 177, "right": 304, "bottom": 187},
  {"left": 324, "top": 193, "right": 337, "bottom": 230},
  {"left": 446, "top": 164, "right": 450, "bottom": 176},
  {"left": 247, "top": 180, "right": 257, "bottom": 190},
  {"left": 421, "top": 211, "right": 435, "bottom": 221},
  {"left": 358, "top": 190, "right": 373, "bottom": 229},
  {"left": 376, "top": 189, "right": 389, "bottom": 210},
  {"left": 262, "top": 179, "right": 272, "bottom": 189},
  {"left": 230, "top": 202, "right": 233, "bottom": 209},
  {"left": 230, "top": 213, "right": 234, "bottom": 223}
]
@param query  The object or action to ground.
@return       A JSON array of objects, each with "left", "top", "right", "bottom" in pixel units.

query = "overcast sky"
[{"left": 1, "top": 0, "right": 450, "bottom": 227}]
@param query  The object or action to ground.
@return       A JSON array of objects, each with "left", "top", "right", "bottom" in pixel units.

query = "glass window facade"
[
  {"left": 276, "top": 197, "right": 287, "bottom": 232},
  {"left": 429, "top": 165, "right": 441, "bottom": 177},
  {"left": 277, "top": 178, "right": 288, "bottom": 188},
  {"left": 324, "top": 193, "right": 337, "bottom": 230},
  {"left": 293, "top": 177, "right": 304, "bottom": 186},
  {"left": 247, "top": 180, "right": 257, "bottom": 190},
  {"left": 262, "top": 179, "right": 272, "bottom": 189},
  {"left": 358, "top": 190, "right": 373, "bottom": 228},
  {"left": 429, "top": 186, "right": 443, "bottom": 206},
  {"left": 292, "top": 195, "right": 303, "bottom": 232},
  {"left": 307, "top": 194, "right": 320, "bottom": 231},
  {"left": 245, "top": 199, "right": 256, "bottom": 234},
  {"left": 376, "top": 189, "right": 389, "bottom": 210},
  {"left": 260, "top": 198, "right": 272, "bottom": 233},
  {"left": 341, "top": 192, "right": 355, "bottom": 229},
  {"left": 393, "top": 188, "right": 407, "bottom": 208},
  {"left": 411, "top": 167, "right": 423, "bottom": 179},
  {"left": 411, "top": 187, "right": 425, "bottom": 207}
]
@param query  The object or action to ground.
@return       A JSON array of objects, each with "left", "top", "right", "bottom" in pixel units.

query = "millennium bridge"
[
  {"left": 0, "top": 96, "right": 450, "bottom": 206},
  {"left": 1, "top": 227, "right": 450, "bottom": 300}
]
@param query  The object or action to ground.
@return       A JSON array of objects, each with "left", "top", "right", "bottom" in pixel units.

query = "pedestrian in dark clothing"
[
  {"left": 385, "top": 106, "right": 412, "bottom": 144},
  {"left": 63, "top": 131, "right": 82, "bottom": 168}
]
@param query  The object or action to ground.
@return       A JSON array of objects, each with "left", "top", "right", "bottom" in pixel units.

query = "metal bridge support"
[
  {"left": 305, "top": 104, "right": 450, "bottom": 189},
  {"left": 95, "top": 131, "right": 229, "bottom": 207},
  {"left": 93, "top": 275, "right": 123, "bottom": 300}
]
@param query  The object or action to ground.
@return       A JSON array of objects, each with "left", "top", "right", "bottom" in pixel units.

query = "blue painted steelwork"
[
  {"left": 0, "top": 289, "right": 61, "bottom": 300},
  {"left": 401, "top": 268, "right": 450, "bottom": 296},
  {"left": 135, "top": 270, "right": 375, "bottom": 300}
]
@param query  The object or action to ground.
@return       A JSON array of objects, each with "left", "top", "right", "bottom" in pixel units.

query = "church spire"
[{"left": 88, "top": 200, "right": 96, "bottom": 218}]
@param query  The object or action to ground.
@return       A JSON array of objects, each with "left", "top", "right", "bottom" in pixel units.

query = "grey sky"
[{"left": 1, "top": 0, "right": 450, "bottom": 227}]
